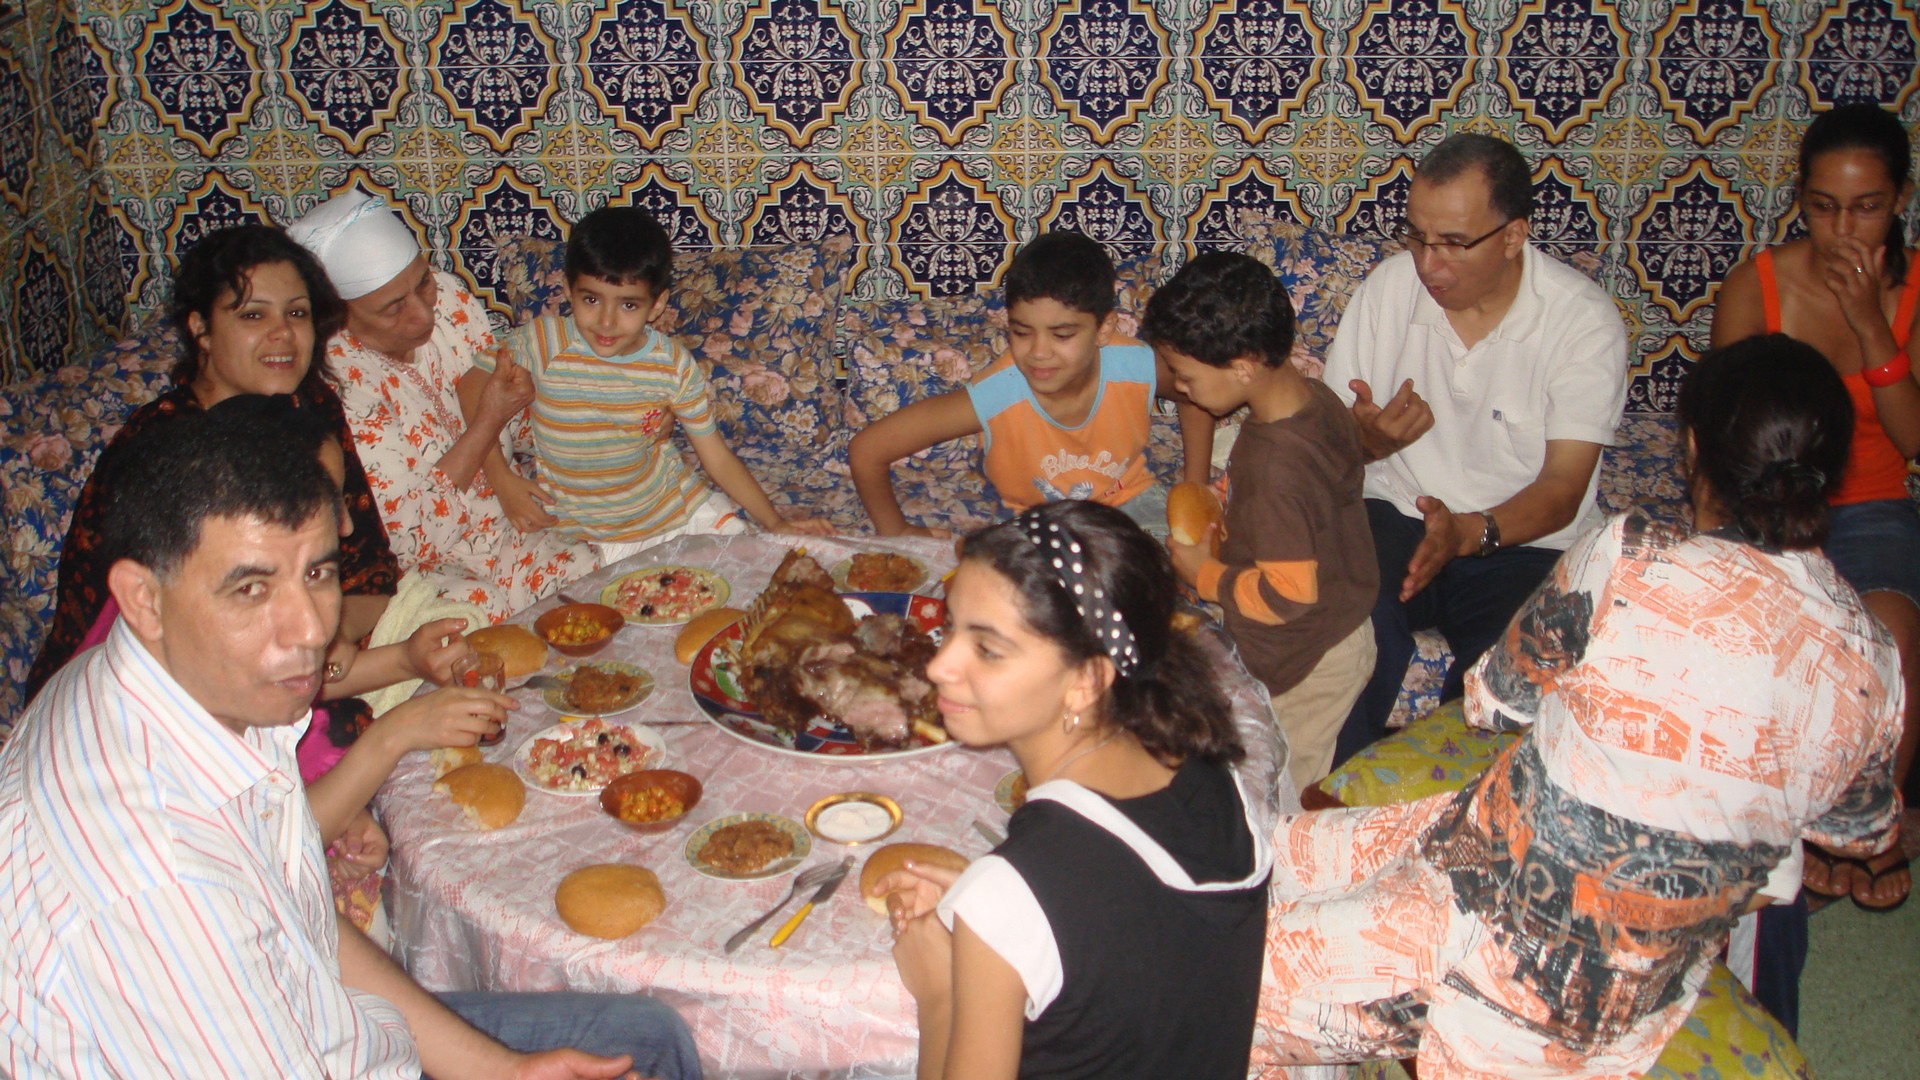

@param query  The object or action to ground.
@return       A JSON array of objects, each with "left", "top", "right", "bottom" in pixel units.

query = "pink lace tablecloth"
[{"left": 379, "top": 531, "right": 1291, "bottom": 1078}]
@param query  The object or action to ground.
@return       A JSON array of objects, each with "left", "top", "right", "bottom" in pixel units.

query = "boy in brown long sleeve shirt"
[{"left": 1144, "top": 252, "right": 1378, "bottom": 790}]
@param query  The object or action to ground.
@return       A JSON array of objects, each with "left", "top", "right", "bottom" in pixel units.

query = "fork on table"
[{"left": 723, "top": 858, "right": 852, "bottom": 954}]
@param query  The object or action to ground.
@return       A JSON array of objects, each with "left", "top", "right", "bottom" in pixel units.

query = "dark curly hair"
[
  {"left": 959, "top": 500, "right": 1243, "bottom": 765},
  {"left": 1678, "top": 333, "right": 1851, "bottom": 551},
  {"left": 169, "top": 224, "right": 344, "bottom": 392},
  {"left": 1141, "top": 251, "right": 1296, "bottom": 369}
]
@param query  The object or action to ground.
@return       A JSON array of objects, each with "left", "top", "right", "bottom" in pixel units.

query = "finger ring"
[
  {"left": 324, "top": 660, "right": 344, "bottom": 682},
  {"left": 1855, "top": 266, "right": 1865, "bottom": 274}
]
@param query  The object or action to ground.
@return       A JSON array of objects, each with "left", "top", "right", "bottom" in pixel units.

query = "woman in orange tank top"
[{"left": 1714, "top": 104, "right": 1917, "bottom": 920}]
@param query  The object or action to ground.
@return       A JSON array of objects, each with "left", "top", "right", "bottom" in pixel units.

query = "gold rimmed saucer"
[{"left": 803, "top": 791, "right": 903, "bottom": 846}]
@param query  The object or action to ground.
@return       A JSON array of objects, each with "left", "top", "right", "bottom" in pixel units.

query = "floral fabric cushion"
[
  {"left": 0, "top": 318, "right": 177, "bottom": 736},
  {"left": 489, "top": 234, "right": 854, "bottom": 452}
]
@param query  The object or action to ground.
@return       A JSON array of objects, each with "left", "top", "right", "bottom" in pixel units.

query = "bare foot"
[{"left": 1802, "top": 841, "right": 1857, "bottom": 899}]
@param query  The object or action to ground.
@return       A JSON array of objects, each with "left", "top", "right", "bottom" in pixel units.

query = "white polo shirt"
[{"left": 1324, "top": 244, "right": 1628, "bottom": 551}]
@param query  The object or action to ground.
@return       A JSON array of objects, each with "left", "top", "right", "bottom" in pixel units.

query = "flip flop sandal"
[
  {"left": 1801, "top": 843, "right": 1858, "bottom": 901},
  {"left": 1853, "top": 853, "right": 1913, "bottom": 914}
]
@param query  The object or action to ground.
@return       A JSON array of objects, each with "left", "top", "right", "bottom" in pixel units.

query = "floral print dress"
[{"left": 326, "top": 271, "right": 600, "bottom": 620}]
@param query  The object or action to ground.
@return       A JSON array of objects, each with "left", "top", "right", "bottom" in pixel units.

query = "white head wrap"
[{"left": 287, "top": 190, "right": 421, "bottom": 300}]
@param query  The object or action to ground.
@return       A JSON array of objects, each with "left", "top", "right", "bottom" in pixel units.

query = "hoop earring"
[{"left": 1061, "top": 711, "right": 1081, "bottom": 736}]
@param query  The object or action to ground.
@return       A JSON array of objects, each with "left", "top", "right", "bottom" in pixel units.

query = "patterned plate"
[
  {"left": 540, "top": 661, "right": 655, "bottom": 717},
  {"left": 513, "top": 721, "right": 668, "bottom": 797},
  {"left": 684, "top": 812, "right": 812, "bottom": 881},
  {"left": 688, "top": 592, "right": 954, "bottom": 762},
  {"left": 994, "top": 769, "right": 1028, "bottom": 816},
  {"left": 600, "top": 565, "right": 731, "bottom": 625}
]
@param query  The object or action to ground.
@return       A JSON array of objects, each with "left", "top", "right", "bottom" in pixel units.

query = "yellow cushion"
[{"left": 1316, "top": 700, "right": 1514, "bottom": 808}]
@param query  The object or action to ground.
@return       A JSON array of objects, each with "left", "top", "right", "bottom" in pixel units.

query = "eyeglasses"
[
  {"left": 1394, "top": 220, "right": 1513, "bottom": 258},
  {"left": 1801, "top": 197, "right": 1892, "bottom": 220}
]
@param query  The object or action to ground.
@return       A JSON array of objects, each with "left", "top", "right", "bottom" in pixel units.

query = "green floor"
[{"left": 1799, "top": 889, "right": 1920, "bottom": 1078}]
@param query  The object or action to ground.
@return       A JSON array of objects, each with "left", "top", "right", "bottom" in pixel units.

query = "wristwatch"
[{"left": 1476, "top": 511, "right": 1501, "bottom": 558}]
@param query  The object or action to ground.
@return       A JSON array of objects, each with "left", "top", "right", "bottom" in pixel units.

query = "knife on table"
[{"left": 769, "top": 857, "right": 853, "bottom": 948}]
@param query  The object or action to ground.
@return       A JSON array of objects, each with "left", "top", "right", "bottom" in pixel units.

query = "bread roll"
[
  {"left": 466, "top": 624, "right": 548, "bottom": 678},
  {"left": 1167, "top": 481, "right": 1223, "bottom": 550},
  {"left": 861, "top": 842, "right": 970, "bottom": 914},
  {"left": 555, "top": 864, "right": 665, "bottom": 939},
  {"left": 674, "top": 606, "right": 746, "bottom": 664},
  {"left": 429, "top": 745, "right": 482, "bottom": 779},
  {"left": 433, "top": 763, "right": 525, "bottom": 829}
]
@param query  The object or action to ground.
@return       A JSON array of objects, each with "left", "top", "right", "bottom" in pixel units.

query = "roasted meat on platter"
[{"left": 732, "top": 550, "right": 944, "bottom": 748}]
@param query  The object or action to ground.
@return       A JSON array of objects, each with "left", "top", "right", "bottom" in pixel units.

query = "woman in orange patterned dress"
[{"left": 1251, "top": 335, "right": 1904, "bottom": 1078}]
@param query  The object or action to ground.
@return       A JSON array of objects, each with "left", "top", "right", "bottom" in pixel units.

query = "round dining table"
[{"left": 378, "top": 530, "right": 1294, "bottom": 1078}]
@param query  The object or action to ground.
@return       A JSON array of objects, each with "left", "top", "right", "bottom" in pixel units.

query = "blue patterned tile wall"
[{"left": 0, "top": 0, "right": 1912, "bottom": 404}]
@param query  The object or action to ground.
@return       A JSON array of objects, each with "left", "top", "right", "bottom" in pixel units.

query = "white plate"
[
  {"left": 684, "top": 813, "right": 812, "bottom": 880},
  {"left": 540, "top": 660, "right": 655, "bottom": 717},
  {"left": 600, "top": 565, "right": 731, "bottom": 625},
  {"left": 513, "top": 720, "right": 668, "bottom": 796},
  {"left": 830, "top": 553, "right": 929, "bottom": 593}
]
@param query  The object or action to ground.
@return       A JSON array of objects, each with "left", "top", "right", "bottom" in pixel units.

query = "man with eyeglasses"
[{"left": 1323, "top": 133, "right": 1628, "bottom": 771}]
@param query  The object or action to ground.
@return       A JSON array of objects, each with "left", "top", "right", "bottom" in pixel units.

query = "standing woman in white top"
[{"left": 876, "top": 500, "right": 1272, "bottom": 1080}]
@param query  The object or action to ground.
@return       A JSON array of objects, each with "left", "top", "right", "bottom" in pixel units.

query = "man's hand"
[
  {"left": 476, "top": 352, "right": 536, "bottom": 430},
  {"left": 495, "top": 470, "right": 560, "bottom": 533},
  {"left": 508, "top": 1049, "right": 642, "bottom": 1080},
  {"left": 405, "top": 617, "right": 472, "bottom": 685},
  {"left": 770, "top": 516, "right": 838, "bottom": 537},
  {"left": 1165, "top": 526, "right": 1214, "bottom": 587},
  {"left": 1350, "top": 379, "right": 1433, "bottom": 462},
  {"left": 1402, "top": 495, "right": 1478, "bottom": 600}
]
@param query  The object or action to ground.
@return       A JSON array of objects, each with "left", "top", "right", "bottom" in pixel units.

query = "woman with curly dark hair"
[{"left": 27, "top": 223, "right": 398, "bottom": 701}]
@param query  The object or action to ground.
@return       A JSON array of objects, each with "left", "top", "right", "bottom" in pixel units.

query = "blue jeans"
[
  {"left": 1333, "top": 499, "right": 1563, "bottom": 767},
  {"left": 440, "top": 991, "right": 702, "bottom": 1080}
]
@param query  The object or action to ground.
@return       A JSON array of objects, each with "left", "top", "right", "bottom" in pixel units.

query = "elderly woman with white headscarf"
[{"left": 290, "top": 190, "right": 600, "bottom": 618}]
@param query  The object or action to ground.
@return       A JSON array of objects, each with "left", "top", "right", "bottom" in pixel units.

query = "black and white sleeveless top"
[{"left": 936, "top": 758, "right": 1272, "bottom": 1079}]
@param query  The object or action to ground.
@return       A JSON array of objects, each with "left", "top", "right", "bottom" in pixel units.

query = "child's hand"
[
  {"left": 892, "top": 524, "right": 953, "bottom": 540},
  {"left": 1165, "top": 525, "right": 1215, "bottom": 585},
  {"left": 374, "top": 687, "right": 513, "bottom": 753},
  {"left": 476, "top": 351, "right": 536, "bottom": 429},
  {"left": 329, "top": 807, "right": 390, "bottom": 870},
  {"left": 406, "top": 617, "right": 472, "bottom": 685},
  {"left": 495, "top": 471, "right": 560, "bottom": 533},
  {"left": 771, "top": 516, "right": 837, "bottom": 537},
  {"left": 873, "top": 860, "right": 964, "bottom": 930}
]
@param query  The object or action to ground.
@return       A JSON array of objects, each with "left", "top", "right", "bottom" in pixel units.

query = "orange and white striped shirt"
[
  {"left": 0, "top": 621, "right": 418, "bottom": 1078},
  {"left": 491, "top": 316, "right": 717, "bottom": 544}
]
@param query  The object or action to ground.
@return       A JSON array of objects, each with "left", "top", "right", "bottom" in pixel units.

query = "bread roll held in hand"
[
  {"left": 433, "top": 763, "right": 525, "bottom": 829},
  {"left": 674, "top": 606, "right": 745, "bottom": 664},
  {"left": 861, "top": 842, "right": 970, "bottom": 914},
  {"left": 556, "top": 864, "right": 665, "bottom": 939},
  {"left": 1167, "top": 481, "right": 1223, "bottom": 552},
  {"left": 465, "top": 624, "right": 548, "bottom": 678}
]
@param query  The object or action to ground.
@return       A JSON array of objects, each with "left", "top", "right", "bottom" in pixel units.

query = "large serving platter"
[{"left": 687, "top": 592, "right": 952, "bottom": 761}]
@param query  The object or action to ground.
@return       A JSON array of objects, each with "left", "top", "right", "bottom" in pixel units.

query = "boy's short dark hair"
[
  {"left": 100, "top": 408, "right": 338, "bottom": 580},
  {"left": 565, "top": 206, "right": 673, "bottom": 293},
  {"left": 1140, "top": 251, "right": 1296, "bottom": 369},
  {"left": 1003, "top": 232, "right": 1116, "bottom": 319}
]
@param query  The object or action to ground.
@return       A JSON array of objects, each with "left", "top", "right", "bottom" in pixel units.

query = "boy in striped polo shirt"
[{"left": 463, "top": 206, "right": 831, "bottom": 560}]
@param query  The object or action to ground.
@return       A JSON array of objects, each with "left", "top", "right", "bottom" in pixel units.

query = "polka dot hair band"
[{"left": 1016, "top": 509, "right": 1140, "bottom": 677}]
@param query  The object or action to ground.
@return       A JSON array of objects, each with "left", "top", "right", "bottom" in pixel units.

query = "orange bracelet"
[{"left": 1863, "top": 350, "right": 1912, "bottom": 389}]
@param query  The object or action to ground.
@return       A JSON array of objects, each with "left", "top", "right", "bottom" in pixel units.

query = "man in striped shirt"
[{"left": 0, "top": 409, "right": 699, "bottom": 1078}]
